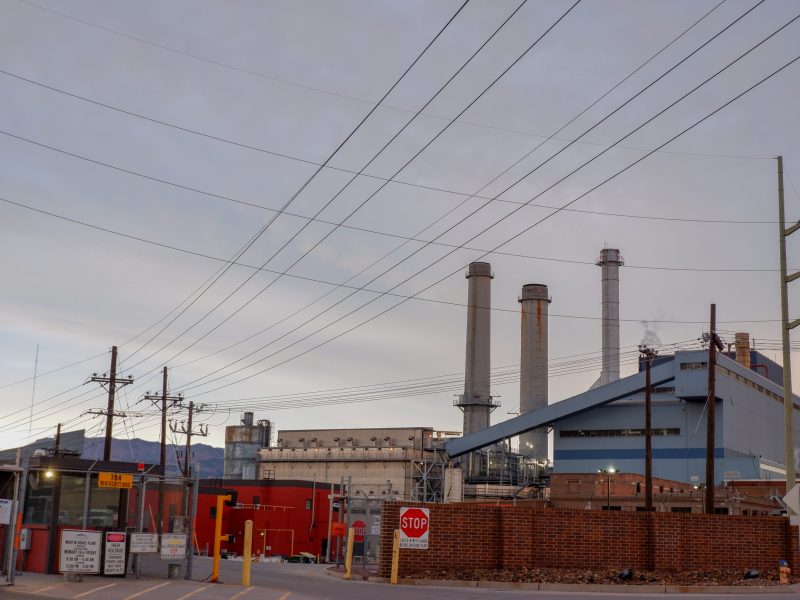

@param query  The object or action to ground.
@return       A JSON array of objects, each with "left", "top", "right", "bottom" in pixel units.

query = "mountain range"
[{"left": 82, "top": 437, "right": 225, "bottom": 478}]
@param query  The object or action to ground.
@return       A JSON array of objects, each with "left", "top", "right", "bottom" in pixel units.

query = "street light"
[{"left": 598, "top": 467, "right": 616, "bottom": 509}]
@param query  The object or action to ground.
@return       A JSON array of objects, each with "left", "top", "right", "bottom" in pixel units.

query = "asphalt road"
[{"left": 1, "top": 558, "right": 795, "bottom": 600}]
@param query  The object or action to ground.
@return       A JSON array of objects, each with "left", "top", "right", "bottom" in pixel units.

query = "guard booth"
[{"left": 17, "top": 456, "right": 162, "bottom": 574}]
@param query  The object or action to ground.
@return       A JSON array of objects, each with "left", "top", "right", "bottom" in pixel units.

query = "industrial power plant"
[{"left": 222, "top": 246, "right": 800, "bottom": 506}]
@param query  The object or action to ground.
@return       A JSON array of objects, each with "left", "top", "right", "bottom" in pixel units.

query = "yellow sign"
[{"left": 98, "top": 472, "right": 133, "bottom": 489}]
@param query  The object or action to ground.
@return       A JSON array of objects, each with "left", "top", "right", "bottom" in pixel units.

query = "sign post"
[
  {"left": 103, "top": 532, "right": 127, "bottom": 576},
  {"left": 98, "top": 472, "right": 133, "bottom": 489},
  {"left": 398, "top": 507, "right": 429, "bottom": 550},
  {"left": 160, "top": 534, "right": 187, "bottom": 562},
  {"left": 59, "top": 530, "right": 102, "bottom": 576},
  {"left": 129, "top": 533, "right": 159, "bottom": 554}
]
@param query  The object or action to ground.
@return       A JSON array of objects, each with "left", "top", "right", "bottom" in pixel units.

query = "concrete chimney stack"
[
  {"left": 596, "top": 248, "right": 624, "bottom": 386},
  {"left": 457, "top": 262, "right": 494, "bottom": 437},
  {"left": 519, "top": 284, "right": 550, "bottom": 461}
]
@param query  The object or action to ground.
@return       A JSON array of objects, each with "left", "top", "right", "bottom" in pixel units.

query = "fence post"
[
  {"left": 185, "top": 465, "right": 199, "bottom": 580},
  {"left": 11, "top": 456, "right": 29, "bottom": 579},
  {"left": 82, "top": 461, "right": 96, "bottom": 529},
  {"left": 133, "top": 473, "right": 147, "bottom": 578}
]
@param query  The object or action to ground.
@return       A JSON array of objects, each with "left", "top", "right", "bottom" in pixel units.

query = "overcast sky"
[{"left": 0, "top": 0, "right": 798, "bottom": 454}]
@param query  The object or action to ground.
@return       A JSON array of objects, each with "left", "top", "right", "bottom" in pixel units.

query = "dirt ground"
[{"left": 408, "top": 567, "right": 799, "bottom": 586}]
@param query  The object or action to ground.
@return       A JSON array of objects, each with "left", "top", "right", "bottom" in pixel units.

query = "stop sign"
[
  {"left": 352, "top": 520, "right": 366, "bottom": 543},
  {"left": 399, "top": 507, "right": 429, "bottom": 549}
]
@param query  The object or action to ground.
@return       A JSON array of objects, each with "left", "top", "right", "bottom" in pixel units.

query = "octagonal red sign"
[{"left": 399, "top": 507, "right": 429, "bottom": 549}]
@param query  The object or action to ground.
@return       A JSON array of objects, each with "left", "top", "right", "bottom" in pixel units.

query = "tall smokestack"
[
  {"left": 596, "top": 248, "right": 624, "bottom": 386},
  {"left": 519, "top": 284, "right": 549, "bottom": 461},
  {"left": 457, "top": 262, "right": 494, "bottom": 436}
]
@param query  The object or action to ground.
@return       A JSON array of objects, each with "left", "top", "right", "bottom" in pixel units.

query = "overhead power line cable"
[
  {"left": 114, "top": 0, "right": 470, "bottom": 370},
  {"left": 0, "top": 195, "right": 787, "bottom": 274},
  {"left": 181, "top": 38, "right": 800, "bottom": 398},
  {"left": 19, "top": 0, "right": 770, "bottom": 161},
  {"left": 120, "top": 0, "right": 538, "bottom": 375},
  {"left": 171, "top": 2, "right": 784, "bottom": 393}
]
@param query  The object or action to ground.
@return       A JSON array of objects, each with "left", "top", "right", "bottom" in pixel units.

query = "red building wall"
[{"left": 193, "top": 479, "right": 340, "bottom": 559}]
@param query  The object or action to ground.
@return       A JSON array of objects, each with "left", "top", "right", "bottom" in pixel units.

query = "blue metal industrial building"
[{"left": 448, "top": 349, "right": 800, "bottom": 485}]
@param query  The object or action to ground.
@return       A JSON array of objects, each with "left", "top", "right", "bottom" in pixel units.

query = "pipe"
[
  {"left": 519, "top": 284, "right": 550, "bottom": 460},
  {"left": 596, "top": 248, "right": 624, "bottom": 385}
]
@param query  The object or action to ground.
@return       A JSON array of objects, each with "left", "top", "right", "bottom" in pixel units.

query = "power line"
[
  {"left": 114, "top": 0, "right": 470, "bottom": 369},
  {"left": 120, "top": 0, "right": 579, "bottom": 376},
  {"left": 181, "top": 45, "right": 800, "bottom": 398},
  {"left": 171, "top": 5, "right": 791, "bottom": 395},
  {"left": 18, "top": 0, "right": 772, "bottom": 162},
  {"left": 2, "top": 195, "right": 787, "bottom": 273}
]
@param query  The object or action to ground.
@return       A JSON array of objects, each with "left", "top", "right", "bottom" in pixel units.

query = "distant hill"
[{"left": 83, "top": 437, "right": 224, "bottom": 478}]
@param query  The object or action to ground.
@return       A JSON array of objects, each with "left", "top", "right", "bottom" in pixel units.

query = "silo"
[{"left": 223, "top": 414, "right": 271, "bottom": 479}]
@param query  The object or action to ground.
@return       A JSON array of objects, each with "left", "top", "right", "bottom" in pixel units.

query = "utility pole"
[
  {"left": 53, "top": 423, "right": 61, "bottom": 456},
  {"left": 143, "top": 368, "right": 183, "bottom": 535},
  {"left": 639, "top": 345, "right": 658, "bottom": 512},
  {"left": 89, "top": 346, "right": 133, "bottom": 461},
  {"left": 171, "top": 401, "right": 208, "bottom": 513},
  {"left": 777, "top": 156, "right": 799, "bottom": 493},
  {"left": 705, "top": 304, "right": 723, "bottom": 514}
]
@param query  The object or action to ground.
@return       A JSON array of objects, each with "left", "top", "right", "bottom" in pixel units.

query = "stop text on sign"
[{"left": 399, "top": 506, "right": 429, "bottom": 549}]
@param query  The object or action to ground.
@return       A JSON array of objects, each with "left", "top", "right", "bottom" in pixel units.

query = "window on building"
[
  {"left": 714, "top": 507, "right": 729, "bottom": 515},
  {"left": 680, "top": 362, "right": 708, "bottom": 371},
  {"left": 601, "top": 506, "right": 622, "bottom": 511},
  {"left": 653, "top": 386, "right": 676, "bottom": 394},
  {"left": 671, "top": 507, "right": 691, "bottom": 513},
  {"left": 560, "top": 428, "right": 679, "bottom": 438},
  {"left": 305, "top": 499, "right": 312, "bottom": 510},
  {"left": 253, "top": 496, "right": 260, "bottom": 507}
]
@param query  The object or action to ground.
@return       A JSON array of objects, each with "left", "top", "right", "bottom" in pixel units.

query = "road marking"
[
  {"left": 75, "top": 583, "right": 117, "bottom": 598},
  {"left": 277, "top": 593, "right": 292, "bottom": 600},
  {"left": 229, "top": 587, "right": 254, "bottom": 600},
  {"left": 122, "top": 581, "right": 170, "bottom": 600},
  {"left": 32, "top": 585, "right": 63, "bottom": 594},
  {"left": 175, "top": 586, "right": 208, "bottom": 600}
]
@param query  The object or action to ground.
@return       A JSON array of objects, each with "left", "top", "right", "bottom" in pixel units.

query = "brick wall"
[{"left": 379, "top": 501, "right": 800, "bottom": 578}]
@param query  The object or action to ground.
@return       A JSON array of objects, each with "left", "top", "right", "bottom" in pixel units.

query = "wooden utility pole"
[
  {"left": 54, "top": 423, "right": 61, "bottom": 456},
  {"left": 705, "top": 304, "right": 723, "bottom": 514},
  {"left": 89, "top": 346, "right": 133, "bottom": 461},
  {"left": 777, "top": 156, "right": 799, "bottom": 493},
  {"left": 143, "top": 368, "right": 182, "bottom": 534},
  {"left": 171, "top": 401, "right": 208, "bottom": 513},
  {"left": 639, "top": 345, "right": 658, "bottom": 512},
  {"left": 104, "top": 346, "right": 118, "bottom": 461}
]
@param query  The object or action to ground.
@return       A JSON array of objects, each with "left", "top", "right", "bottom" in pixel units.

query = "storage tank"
[{"left": 223, "top": 415, "right": 271, "bottom": 479}]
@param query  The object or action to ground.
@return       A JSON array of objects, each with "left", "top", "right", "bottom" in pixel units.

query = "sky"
[{"left": 0, "top": 0, "right": 798, "bottom": 454}]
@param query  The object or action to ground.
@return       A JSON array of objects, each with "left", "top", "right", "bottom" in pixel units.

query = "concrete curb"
[{"left": 326, "top": 569, "right": 800, "bottom": 593}]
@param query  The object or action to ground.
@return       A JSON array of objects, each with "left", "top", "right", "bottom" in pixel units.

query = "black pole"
[
  {"left": 705, "top": 304, "right": 717, "bottom": 514},
  {"left": 103, "top": 346, "right": 118, "bottom": 461}
]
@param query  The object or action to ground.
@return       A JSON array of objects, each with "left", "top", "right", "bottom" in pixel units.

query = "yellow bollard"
[
  {"left": 210, "top": 495, "right": 229, "bottom": 583},
  {"left": 390, "top": 529, "right": 400, "bottom": 585},
  {"left": 242, "top": 520, "right": 253, "bottom": 587},
  {"left": 344, "top": 527, "right": 355, "bottom": 580}
]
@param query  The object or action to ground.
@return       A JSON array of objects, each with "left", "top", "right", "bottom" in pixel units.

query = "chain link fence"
[{"left": 11, "top": 463, "right": 198, "bottom": 578}]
